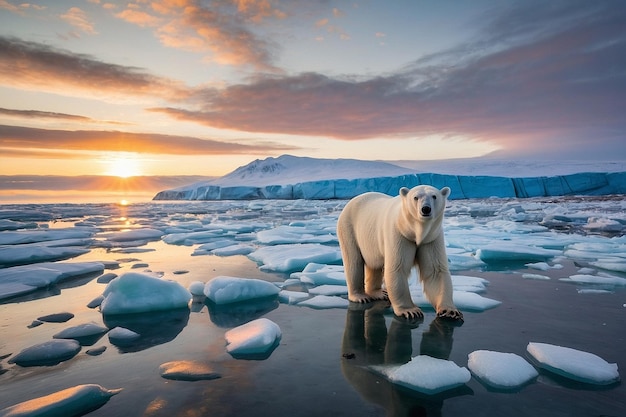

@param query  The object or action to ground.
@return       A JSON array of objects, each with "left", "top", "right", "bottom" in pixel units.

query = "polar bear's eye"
[
  {"left": 413, "top": 196, "right": 419, "bottom": 201},
  {"left": 432, "top": 195, "right": 437, "bottom": 200}
]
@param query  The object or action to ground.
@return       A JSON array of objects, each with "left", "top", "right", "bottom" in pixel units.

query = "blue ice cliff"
[{"left": 153, "top": 155, "right": 626, "bottom": 201}]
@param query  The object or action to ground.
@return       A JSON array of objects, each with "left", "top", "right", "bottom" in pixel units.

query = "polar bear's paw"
[
  {"left": 349, "top": 290, "right": 388, "bottom": 304},
  {"left": 394, "top": 306, "right": 424, "bottom": 320},
  {"left": 437, "top": 307, "right": 464, "bottom": 321}
]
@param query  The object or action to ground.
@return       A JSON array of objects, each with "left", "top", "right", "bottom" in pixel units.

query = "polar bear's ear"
[
  {"left": 441, "top": 187, "right": 451, "bottom": 199},
  {"left": 400, "top": 187, "right": 410, "bottom": 197}
]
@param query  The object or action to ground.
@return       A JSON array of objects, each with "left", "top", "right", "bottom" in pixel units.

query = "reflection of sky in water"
[{"left": 0, "top": 197, "right": 624, "bottom": 416}]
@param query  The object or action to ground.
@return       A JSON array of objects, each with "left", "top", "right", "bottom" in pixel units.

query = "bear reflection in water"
[{"left": 341, "top": 302, "right": 470, "bottom": 417}]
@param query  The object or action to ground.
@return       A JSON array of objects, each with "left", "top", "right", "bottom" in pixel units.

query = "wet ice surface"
[{"left": 0, "top": 196, "right": 624, "bottom": 416}]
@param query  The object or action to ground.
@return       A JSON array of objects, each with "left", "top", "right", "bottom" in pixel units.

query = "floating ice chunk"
[
  {"left": 108, "top": 327, "right": 140, "bottom": 346},
  {"left": 100, "top": 272, "right": 192, "bottom": 315},
  {"left": 53, "top": 323, "right": 108, "bottom": 340},
  {"left": 0, "top": 384, "right": 122, "bottom": 417},
  {"left": 308, "top": 285, "right": 348, "bottom": 296},
  {"left": 375, "top": 355, "right": 471, "bottom": 395},
  {"left": 38, "top": 312, "right": 74, "bottom": 323},
  {"left": 590, "top": 259, "right": 626, "bottom": 273},
  {"left": 468, "top": 350, "right": 538, "bottom": 389},
  {"left": 188, "top": 281, "right": 206, "bottom": 296},
  {"left": 298, "top": 295, "right": 349, "bottom": 309},
  {"left": 578, "top": 289, "right": 613, "bottom": 294},
  {"left": 163, "top": 230, "right": 224, "bottom": 245},
  {"left": 8, "top": 339, "right": 81, "bottom": 367},
  {"left": 525, "top": 262, "right": 554, "bottom": 271},
  {"left": 225, "top": 318, "right": 281, "bottom": 358},
  {"left": 560, "top": 274, "right": 626, "bottom": 286},
  {"left": 453, "top": 291, "right": 501, "bottom": 311},
  {"left": 0, "top": 245, "right": 90, "bottom": 267},
  {"left": 290, "top": 263, "right": 346, "bottom": 285},
  {"left": 0, "top": 219, "right": 37, "bottom": 231},
  {"left": 256, "top": 226, "right": 337, "bottom": 245},
  {"left": 249, "top": 244, "right": 342, "bottom": 273},
  {"left": 278, "top": 290, "right": 310, "bottom": 304},
  {"left": 527, "top": 342, "right": 620, "bottom": 385},
  {"left": 476, "top": 243, "right": 561, "bottom": 263},
  {"left": 204, "top": 276, "right": 279, "bottom": 305},
  {"left": 0, "top": 261, "right": 105, "bottom": 300},
  {"left": 211, "top": 244, "right": 254, "bottom": 256},
  {"left": 451, "top": 275, "right": 489, "bottom": 293},
  {"left": 101, "top": 228, "right": 164, "bottom": 242},
  {"left": 522, "top": 273, "right": 550, "bottom": 280},
  {"left": 159, "top": 360, "right": 221, "bottom": 381},
  {"left": 583, "top": 217, "right": 623, "bottom": 233},
  {"left": 97, "top": 272, "right": 118, "bottom": 284},
  {"left": 87, "top": 295, "right": 104, "bottom": 309},
  {"left": 0, "top": 228, "right": 94, "bottom": 245}
]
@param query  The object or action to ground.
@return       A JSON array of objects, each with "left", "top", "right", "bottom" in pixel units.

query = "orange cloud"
[
  {"left": 0, "top": 125, "right": 298, "bottom": 155},
  {"left": 116, "top": 0, "right": 283, "bottom": 72},
  {"left": 0, "top": 36, "right": 188, "bottom": 101},
  {"left": 60, "top": 7, "right": 97, "bottom": 35}
]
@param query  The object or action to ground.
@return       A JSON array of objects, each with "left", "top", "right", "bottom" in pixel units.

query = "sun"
[{"left": 103, "top": 153, "right": 142, "bottom": 178}]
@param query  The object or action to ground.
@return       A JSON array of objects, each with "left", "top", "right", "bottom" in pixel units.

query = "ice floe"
[
  {"left": 0, "top": 384, "right": 121, "bottom": 417},
  {"left": 290, "top": 263, "right": 346, "bottom": 285},
  {"left": 527, "top": 342, "right": 620, "bottom": 385},
  {"left": 248, "top": 244, "right": 342, "bottom": 273},
  {"left": 8, "top": 339, "right": 81, "bottom": 367},
  {"left": 468, "top": 350, "right": 538, "bottom": 389},
  {"left": 52, "top": 322, "right": 108, "bottom": 341},
  {"left": 100, "top": 272, "right": 191, "bottom": 315},
  {"left": 108, "top": 327, "right": 141, "bottom": 346},
  {"left": 374, "top": 355, "right": 471, "bottom": 395},
  {"left": 203, "top": 276, "right": 280, "bottom": 305},
  {"left": 298, "top": 295, "right": 349, "bottom": 309},
  {"left": 0, "top": 261, "right": 104, "bottom": 300},
  {"left": 476, "top": 243, "right": 561, "bottom": 264},
  {"left": 159, "top": 361, "right": 221, "bottom": 381},
  {"left": 225, "top": 318, "right": 282, "bottom": 358}
]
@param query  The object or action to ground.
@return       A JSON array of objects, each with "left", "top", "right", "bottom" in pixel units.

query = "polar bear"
[{"left": 337, "top": 185, "right": 463, "bottom": 320}]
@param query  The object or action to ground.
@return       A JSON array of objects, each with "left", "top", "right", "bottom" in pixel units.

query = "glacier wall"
[{"left": 153, "top": 171, "right": 626, "bottom": 201}]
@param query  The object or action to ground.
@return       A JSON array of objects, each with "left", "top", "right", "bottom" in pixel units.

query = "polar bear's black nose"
[{"left": 421, "top": 205, "right": 431, "bottom": 215}]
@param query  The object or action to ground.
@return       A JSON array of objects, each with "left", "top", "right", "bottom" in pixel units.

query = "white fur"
[{"left": 337, "top": 185, "right": 462, "bottom": 320}]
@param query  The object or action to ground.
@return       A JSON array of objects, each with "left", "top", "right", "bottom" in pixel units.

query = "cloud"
[
  {"left": 60, "top": 7, "right": 97, "bottom": 35},
  {"left": 0, "top": 124, "right": 298, "bottom": 155},
  {"left": 115, "top": 0, "right": 284, "bottom": 72},
  {"left": 0, "top": 107, "right": 128, "bottom": 125},
  {"left": 0, "top": 36, "right": 188, "bottom": 101},
  {"left": 152, "top": 1, "right": 626, "bottom": 159}
]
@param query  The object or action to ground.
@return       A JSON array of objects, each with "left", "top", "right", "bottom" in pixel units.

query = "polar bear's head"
[{"left": 400, "top": 185, "right": 450, "bottom": 220}]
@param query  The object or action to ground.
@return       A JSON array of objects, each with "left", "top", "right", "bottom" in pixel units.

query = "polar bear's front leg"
[
  {"left": 417, "top": 238, "right": 463, "bottom": 321},
  {"left": 385, "top": 248, "right": 423, "bottom": 319}
]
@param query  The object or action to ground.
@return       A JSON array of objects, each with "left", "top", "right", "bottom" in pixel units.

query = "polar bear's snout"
[{"left": 421, "top": 205, "right": 432, "bottom": 216}]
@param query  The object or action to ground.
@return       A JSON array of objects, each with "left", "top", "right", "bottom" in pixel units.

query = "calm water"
[{"left": 0, "top": 199, "right": 624, "bottom": 417}]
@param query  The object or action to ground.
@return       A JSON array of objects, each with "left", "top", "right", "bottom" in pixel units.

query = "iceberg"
[
  {"left": 0, "top": 384, "right": 121, "bottom": 417},
  {"left": 225, "top": 318, "right": 282, "bottom": 359},
  {"left": 152, "top": 155, "right": 626, "bottom": 201},
  {"left": 468, "top": 350, "right": 538, "bottom": 389},
  {"left": 100, "top": 272, "right": 192, "bottom": 315},
  {"left": 203, "top": 276, "right": 280, "bottom": 305},
  {"left": 527, "top": 342, "right": 620, "bottom": 385},
  {"left": 374, "top": 355, "right": 471, "bottom": 395},
  {"left": 108, "top": 327, "right": 141, "bottom": 346}
]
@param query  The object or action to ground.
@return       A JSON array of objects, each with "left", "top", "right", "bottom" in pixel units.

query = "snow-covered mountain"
[
  {"left": 153, "top": 155, "right": 626, "bottom": 201},
  {"left": 203, "top": 155, "right": 417, "bottom": 186}
]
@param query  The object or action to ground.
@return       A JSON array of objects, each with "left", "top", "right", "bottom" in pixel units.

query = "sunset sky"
[{"left": 1, "top": 0, "right": 625, "bottom": 178}]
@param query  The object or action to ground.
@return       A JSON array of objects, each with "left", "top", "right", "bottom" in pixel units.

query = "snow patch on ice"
[
  {"left": 468, "top": 350, "right": 538, "bottom": 389},
  {"left": 225, "top": 318, "right": 281, "bottom": 358},
  {"left": 204, "top": 276, "right": 279, "bottom": 305}
]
